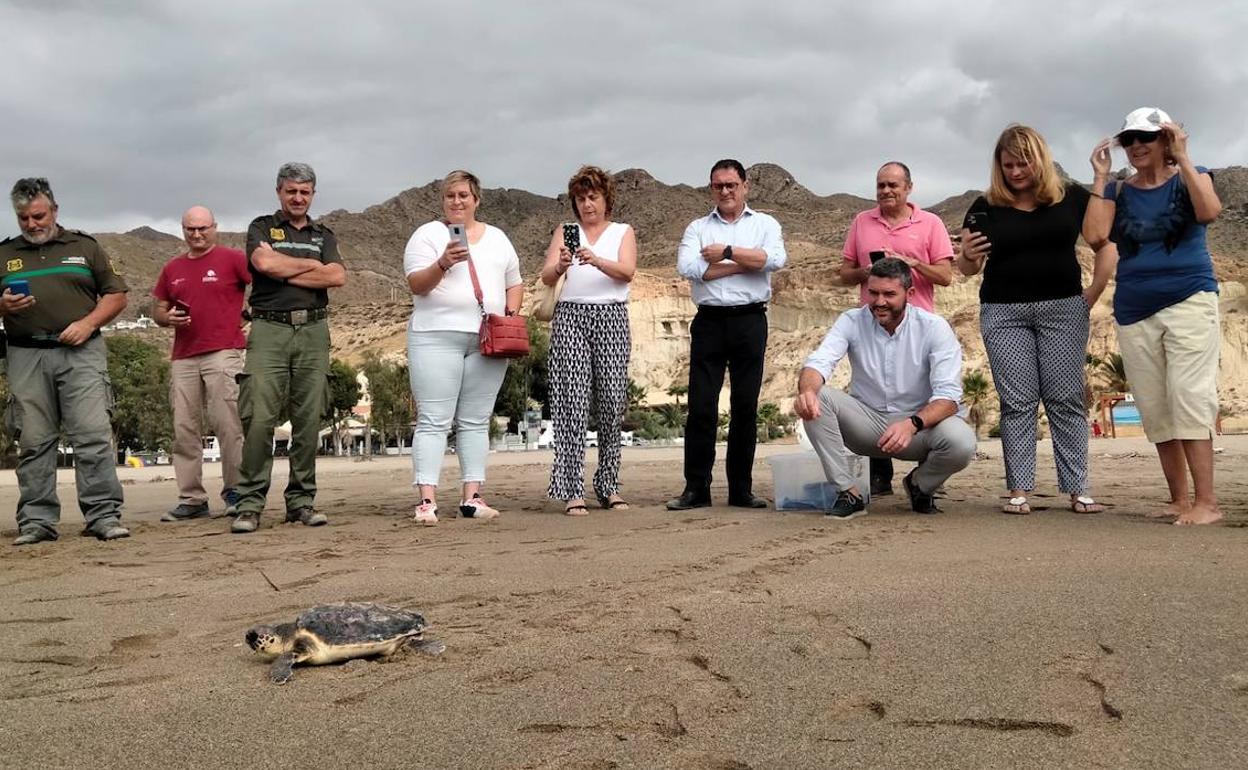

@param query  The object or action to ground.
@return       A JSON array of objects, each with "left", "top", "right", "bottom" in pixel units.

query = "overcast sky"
[{"left": 2, "top": 0, "right": 1244, "bottom": 234}]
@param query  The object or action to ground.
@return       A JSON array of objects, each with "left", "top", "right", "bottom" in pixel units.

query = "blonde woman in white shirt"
[
  {"left": 538, "top": 166, "right": 637, "bottom": 516},
  {"left": 405, "top": 170, "right": 523, "bottom": 525}
]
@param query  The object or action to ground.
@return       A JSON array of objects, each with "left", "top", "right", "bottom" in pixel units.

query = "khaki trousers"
[
  {"left": 1116, "top": 291, "right": 1220, "bottom": 443},
  {"left": 170, "top": 349, "right": 245, "bottom": 504}
]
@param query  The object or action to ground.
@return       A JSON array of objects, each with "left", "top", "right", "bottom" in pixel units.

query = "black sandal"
[
  {"left": 564, "top": 503, "right": 589, "bottom": 517},
  {"left": 597, "top": 496, "right": 630, "bottom": 510}
]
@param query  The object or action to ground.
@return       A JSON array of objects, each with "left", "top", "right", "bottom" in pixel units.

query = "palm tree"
[
  {"left": 656, "top": 403, "right": 684, "bottom": 429},
  {"left": 962, "top": 369, "right": 991, "bottom": 437},
  {"left": 757, "top": 402, "right": 781, "bottom": 442},
  {"left": 627, "top": 379, "right": 648, "bottom": 409},
  {"left": 666, "top": 384, "right": 688, "bottom": 408},
  {"left": 1098, "top": 353, "right": 1130, "bottom": 394}
]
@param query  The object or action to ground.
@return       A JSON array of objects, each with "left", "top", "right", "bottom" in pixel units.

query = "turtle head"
[{"left": 245, "top": 623, "right": 293, "bottom": 658}]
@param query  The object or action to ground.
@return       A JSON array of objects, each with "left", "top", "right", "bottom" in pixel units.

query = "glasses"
[
  {"left": 183, "top": 224, "right": 216, "bottom": 233},
  {"left": 1117, "top": 131, "right": 1160, "bottom": 147},
  {"left": 710, "top": 182, "right": 740, "bottom": 193}
]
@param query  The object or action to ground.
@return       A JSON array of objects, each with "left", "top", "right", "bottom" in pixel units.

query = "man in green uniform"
[
  {"left": 0, "top": 178, "right": 130, "bottom": 545},
  {"left": 231, "top": 162, "right": 346, "bottom": 534}
]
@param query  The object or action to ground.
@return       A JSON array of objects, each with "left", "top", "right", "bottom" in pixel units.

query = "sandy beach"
[{"left": 1, "top": 436, "right": 1246, "bottom": 769}]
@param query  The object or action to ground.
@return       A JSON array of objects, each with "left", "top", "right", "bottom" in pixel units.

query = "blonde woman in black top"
[{"left": 959, "top": 124, "right": 1114, "bottom": 515}]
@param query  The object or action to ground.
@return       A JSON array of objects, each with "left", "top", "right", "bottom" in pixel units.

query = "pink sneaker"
[
  {"left": 459, "top": 494, "right": 500, "bottom": 520},
  {"left": 413, "top": 500, "right": 438, "bottom": 526}
]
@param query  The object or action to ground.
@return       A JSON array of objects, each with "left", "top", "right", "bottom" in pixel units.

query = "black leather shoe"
[
  {"left": 728, "top": 494, "right": 769, "bottom": 509},
  {"left": 903, "top": 471, "right": 940, "bottom": 514},
  {"left": 870, "top": 478, "right": 894, "bottom": 497},
  {"left": 666, "top": 489, "right": 712, "bottom": 511}
]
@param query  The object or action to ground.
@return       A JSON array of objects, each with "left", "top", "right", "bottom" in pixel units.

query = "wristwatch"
[
  {"left": 909, "top": 414, "right": 925, "bottom": 432},
  {"left": 723, "top": 245, "right": 734, "bottom": 260}
]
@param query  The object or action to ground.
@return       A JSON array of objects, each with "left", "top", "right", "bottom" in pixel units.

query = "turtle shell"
[{"left": 295, "top": 602, "right": 427, "bottom": 646}]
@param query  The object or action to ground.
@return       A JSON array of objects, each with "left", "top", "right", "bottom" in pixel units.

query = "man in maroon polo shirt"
[{"left": 152, "top": 205, "right": 251, "bottom": 520}]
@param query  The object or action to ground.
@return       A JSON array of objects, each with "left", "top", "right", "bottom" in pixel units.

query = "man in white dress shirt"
[
  {"left": 794, "top": 258, "right": 976, "bottom": 518},
  {"left": 667, "top": 159, "right": 788, "bottom": 511}
]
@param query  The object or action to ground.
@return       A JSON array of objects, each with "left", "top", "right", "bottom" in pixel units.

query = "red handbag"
[{"left": 466, "top": 254, "right": 530, "bottom": 358}]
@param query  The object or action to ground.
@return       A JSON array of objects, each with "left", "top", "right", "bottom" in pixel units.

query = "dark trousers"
[
  {"left": 870, "top": 456, "right": 894, "bottom": 487},
  {"left": 683, "top": 305, "right": 767, "bottom": 499}
]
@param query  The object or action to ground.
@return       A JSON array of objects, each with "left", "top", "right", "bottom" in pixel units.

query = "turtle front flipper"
[
  {"left": 270, "top": 653, "right": 297, "bottom": 684},
  {"left": 407, "top": 637, "right": 446, "bottom": 656}
]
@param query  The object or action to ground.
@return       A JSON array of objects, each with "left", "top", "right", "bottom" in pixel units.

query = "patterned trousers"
[
  {"left": 980, "top": 296, "right": 1091, "bottom": 493},
  {"left": 547, "top": 302, "right": 631, "bottom": 501}
]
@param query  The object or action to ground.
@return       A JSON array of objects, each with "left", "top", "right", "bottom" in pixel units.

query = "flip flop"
[
  {"left": 1003, "top": 496, "right": 1031, "bottom": 515},
  {"left": 598, "top": 496, "right": 630, "bottom": 510},
  {"left": 1071, "top": 495, "right": 1106, "bottom": 514},
  {"left": 564, "top": 504, "right": 589, "bottom": 517}
]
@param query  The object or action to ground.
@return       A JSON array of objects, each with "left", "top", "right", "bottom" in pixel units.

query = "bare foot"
[
  {"left": 1174, "top": 504, "right": 1223, "bottom": 526},
  {"left": 1146, "top": 500, "right": 1187, "bottom": 519}
]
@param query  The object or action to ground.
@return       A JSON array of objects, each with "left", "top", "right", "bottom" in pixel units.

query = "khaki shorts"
[{"left": 1115, "top": 291, "right": 1220, "bottom": 443}]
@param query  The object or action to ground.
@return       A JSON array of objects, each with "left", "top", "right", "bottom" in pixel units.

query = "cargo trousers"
[
  {"left": 233, "top": 318, "right": 330, "bottom": 516},
  {"left": 4, "top": 335, "right": 124, "bottom": 537}
]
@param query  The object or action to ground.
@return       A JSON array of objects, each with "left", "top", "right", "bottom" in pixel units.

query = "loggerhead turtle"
[{"left": 245, "top": 602, "right": 446, "bottom": 684}]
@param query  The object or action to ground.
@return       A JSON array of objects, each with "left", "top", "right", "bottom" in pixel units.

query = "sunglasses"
[{"left": 1117, "top": 131, "right": 1161, "bottom": 147}]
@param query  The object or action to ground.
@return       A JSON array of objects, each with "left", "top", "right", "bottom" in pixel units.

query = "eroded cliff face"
[
  {"left": 326, "top": 264, "right": 1247, "bottom": 427},
  {"left": 614, "top": 262, "right": 1248, "bottom": 424}
]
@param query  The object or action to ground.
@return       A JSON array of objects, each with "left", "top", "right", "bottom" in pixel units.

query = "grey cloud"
[{"left": 0, "top": 0, "right": 1244, "bottom": 234}]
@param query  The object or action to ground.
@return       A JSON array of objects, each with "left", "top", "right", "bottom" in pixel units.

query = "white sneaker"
[
  {"left": 413, "top": 500, "right": 438, "bottom": 526},
  {"left": 459, "top": 495, "right": 500, "bottom": 520}
]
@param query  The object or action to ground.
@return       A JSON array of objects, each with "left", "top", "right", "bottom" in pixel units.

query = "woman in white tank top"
[{"left": 538, "top": 166, "right": 638, "bottom": 516}]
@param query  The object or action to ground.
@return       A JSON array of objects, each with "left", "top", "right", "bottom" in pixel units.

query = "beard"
[{"left": 21, "top": 227, "right": 54, "bottom": 245}]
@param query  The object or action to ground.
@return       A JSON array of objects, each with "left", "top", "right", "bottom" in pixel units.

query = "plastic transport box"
[{"left": 767, "top": 450, "right": 870, "bottom": 512}]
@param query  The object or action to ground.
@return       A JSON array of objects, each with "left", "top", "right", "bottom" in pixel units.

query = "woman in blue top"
[{"left": 1087, "top": 107, "right": 1223, "bottom": 525}]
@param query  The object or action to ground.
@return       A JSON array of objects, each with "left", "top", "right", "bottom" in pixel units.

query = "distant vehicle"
[{"left": 202, "top": 436, "right": 221, "bottom": 462}]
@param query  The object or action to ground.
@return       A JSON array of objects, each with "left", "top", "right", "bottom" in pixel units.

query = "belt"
[
  {"left": 695, "top": 302, "right": 767, "bottom": 317},
  {"left": 8, "top": 330, "right": 101, "bottom": 349},
  {"left": 250, "top": 307, "right": 328, "bottom": 325}
]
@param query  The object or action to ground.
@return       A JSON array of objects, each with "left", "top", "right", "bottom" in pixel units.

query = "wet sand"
[{"left": 1, "top": 436, "right": 1246, "bottom": 769}]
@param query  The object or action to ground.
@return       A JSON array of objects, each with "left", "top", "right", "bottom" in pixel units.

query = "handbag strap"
[
  {"left": 451, "top": 221, "right": 487, "bottom": 316},
  {"left": 465, "top": 252, "right": 486, "bottom": 315}
]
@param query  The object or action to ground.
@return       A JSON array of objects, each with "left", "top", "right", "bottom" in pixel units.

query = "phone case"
[{"left": 563, "top": 223, "right": 580, "bottom": 254}]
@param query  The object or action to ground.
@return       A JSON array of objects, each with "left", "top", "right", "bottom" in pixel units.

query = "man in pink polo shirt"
[
  {"left": 152, "top": 206, "right": 251, "bottom": 520},
  {"left": 838, "top": 161, "right": 954, "bottom": 496}
]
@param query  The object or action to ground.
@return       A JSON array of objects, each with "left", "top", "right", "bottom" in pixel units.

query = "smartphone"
[
  {"left": 868, "top": 250, "right": 886, "bottom": 264},
  {"left": 563, "top": 223, "right": 580, "bottom": 257},
  {"left": 172, "top": 300, "right": 191, "bottom": 317},
  {"left": 448, "top": 223, "right": 470, "bottom": 250},
  {"left": 965, "top": 212, "right": 988, "bottom": 232},
  {"left": 8, "top": 279, "right": 30, "bottom": 296}
]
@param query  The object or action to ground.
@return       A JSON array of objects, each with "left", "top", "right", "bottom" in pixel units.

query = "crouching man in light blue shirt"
[{"left": 794, "top": 258, "right": 976, "bottom": 518}]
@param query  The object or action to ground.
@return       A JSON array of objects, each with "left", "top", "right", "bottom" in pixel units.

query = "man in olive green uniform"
[
  {"left": 0, "top": 178, "right": 130, "bottom": 545},
  {"left": 231, "top": 162, "right": 346, "bottom": 534}
]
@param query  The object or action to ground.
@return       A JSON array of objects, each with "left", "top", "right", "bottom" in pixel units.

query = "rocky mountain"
[{"left": 91, "top": 163, "right": 1248, "bottom": 427}]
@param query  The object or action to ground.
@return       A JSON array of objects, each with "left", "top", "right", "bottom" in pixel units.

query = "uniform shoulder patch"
[{"left": 269, "top": 227, "right": 286, "bottom": 241}]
